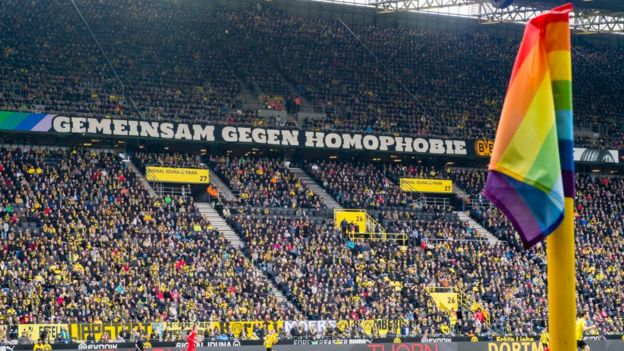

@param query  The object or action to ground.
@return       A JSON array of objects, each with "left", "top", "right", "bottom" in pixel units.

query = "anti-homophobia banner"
[
  {"left": 0, "top": 112, "right": 467, "bottom": 156},
  {"left": 0, "top": 111, "right": 619, "bottom": 163}
]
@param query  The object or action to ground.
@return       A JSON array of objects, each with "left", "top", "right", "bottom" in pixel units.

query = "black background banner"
[
  {"left": 46, "top": 116, "right": 469, "bottom": 156},
  {"left": 1, "top": 336, "right": 622, "bottom": 351}
]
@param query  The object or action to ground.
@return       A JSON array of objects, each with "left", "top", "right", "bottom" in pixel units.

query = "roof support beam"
[
  {"left": 369, "top": 0, "right": 624, "bottom": 33},
  {"left": 368, "top": 0, "right": 481, "bottom": 13}
]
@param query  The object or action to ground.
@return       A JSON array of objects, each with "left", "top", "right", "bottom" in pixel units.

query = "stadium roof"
[
  {"left": 309, "top": 0, "right": 624, "bottom": 33},
  {"left": 521, "top": 0, "right": 624, "bottom": 13}
]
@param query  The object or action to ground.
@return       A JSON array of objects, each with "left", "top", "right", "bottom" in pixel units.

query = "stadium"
[{"left": 0, "top": 0, "right": 622, "bottom": 351}]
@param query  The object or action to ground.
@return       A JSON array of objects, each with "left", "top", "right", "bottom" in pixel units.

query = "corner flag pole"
[
  {"left": 482, "top": 3, "right": 577, "bottom": 349},
  {"left": 547, "top": 197, "right": 576, "bottom": 351}
]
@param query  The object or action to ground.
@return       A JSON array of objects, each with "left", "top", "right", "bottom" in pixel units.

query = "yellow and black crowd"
[
  {"left": 0, "top": 0, "right": 622, "bottom": 345},
  {"left": 449, "top": 168, "right": 624, "bottom": 334},
  {"left": 0, "top": 148, "right": 622, "bottom": 342},
  {"left": 0, "top": 148, "right": 297, "bottom": 342}
]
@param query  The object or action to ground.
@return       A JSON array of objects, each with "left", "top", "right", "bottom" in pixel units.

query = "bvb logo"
[
  {"left": 144, "top": 342, "right": 152, "bottom": 349},
  {"left": 440, "top": 325, "right": 450, "bottom": 335},
  {"left": 474, "top": 139, "right": 494, "bottom": 157},
  {"left": 361, "top": 320, "right": 374, "bottom": 334},
  {"left": 230, "top": 323, "right": 244, "bottom": 338},
  {"left": 337, "top": 320, "right": 349, "bottom": 332},
  {"left": 471, "top": 336, "right": 479, "bottom": 343}
]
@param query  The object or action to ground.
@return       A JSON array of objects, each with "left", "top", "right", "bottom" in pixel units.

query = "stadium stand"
[
  {"left": 0, "top": 0, "right": 623, "bottom": 346},
  {"left": 133, "top": 152, "right": 206, "bottom": 170},
  {"left": 450, "top": 168, "right": 624, "bottom": 334},
  {"left": 209, "top": 156, "right": 324, "bottom": 209},
  {"left": 0, "top": 147, "right": 293, "bottom": 332},
  {"left": 304, "top": 160, "right": 421, "bottom": 209},
  {"left": 1, "top": 1, "right": 622, "bottom": 147}
]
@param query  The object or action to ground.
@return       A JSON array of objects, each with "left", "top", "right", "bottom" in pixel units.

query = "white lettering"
[
  {"left": 454, "top": 140, "right": 467, "bottom": 155},
  {"left": 52, "top": 116, "right": 71, "bottom": 133},
  {"left": 192, "top": 125, "right": 215, "bottom": 141},
  {"left": 413, "top": 138, "right": 429, "bottom": 153},
  {"left": 87, "top": 118, "right": 112, "bottom": 135},
  {"left": 444, "top": 140, "right": 455, "bottom": 155},
  {"left": 222, "top": 126, "right": 238, "bottom": 142},
  {"left": 429, "top": 139, "right": 445, "bottom": 154},
  {"left": 395, "top": 137, "right": 413, "bottom": 152},
  {"left": 379, "top": 136, "right": 395, "bottom": 151},
  {"left": 71, "top": 117, "right": 87, "bottom": 133},
  {"left": 266, "top": 129, "right": 280, "bottom": 145},
  {"left": 252, "top": 128, "right": 267, "bottom": 143},
  {"left": 281, "top": 130, "right": 299, "bottom": 146},
  {"left": 112, "top": 120, "right": 128, "bottom": 136},
  {"left": 127, "top": 120, "right": 140, "bottom": 137},
  {"left": 174, "top": 124, "right": 193, "bottom": 140},
  {"left": 325, "top": 133, "right": 341, "bottom": 148},
  {"left": 139, "top": 121, "right": 160, "bottom": 138},
  {"left": 362, "top": 135, "right": 379, "bottom": 150},
  {"left": 238, "top": 127, "right": 252, "bottom": 142},
  {"left": 160, "top": 123, "right": 174, "bottom": 139},
  {"left": 341, "top": 134, "right": 362, "bottom": 150},
  {"left": 305, "top": 131, "right": 325, "bottom": 148}
]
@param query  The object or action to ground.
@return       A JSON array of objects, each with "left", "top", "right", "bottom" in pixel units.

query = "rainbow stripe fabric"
[
  {"left": 483, "top": 3, "right": 574, "bottom": 248},
  {"left": 0, "top": 111, "right": 57, "bottom": 131}
]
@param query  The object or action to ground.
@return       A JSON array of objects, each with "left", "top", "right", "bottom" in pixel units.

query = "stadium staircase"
[
  {"left": 425, "top": 287, "right": 492, "bottom": 327},
  {"left": 239, "top": 85, "right": 263, "bottom": 111},
  {"left": 125, "top": 159, "right": 158, "bottom": 198},
  {"left": 456, "top": 211, "right": 499, "bottom": 245},
  {"left": 194, "top": 202, "right": 289, "bottom": 303},
  {"left": 288, "top": 166, "right": 342, "bottom": 210},
  {"left": 453, "top": 186, "right": 471, "bottom": 203},
  {"left": 205, "top": 166, "right": 237, "bottom": 202},
  {"left": 457, "top": 288, "right": 491, "bottom": 326}
]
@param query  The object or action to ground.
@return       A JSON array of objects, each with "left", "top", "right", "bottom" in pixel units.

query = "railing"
[
  {"left": 457, "top": 288, "right": 491, "bottom": 326},
  {"left": 425, "top": 286, "right": 491, "bottom": 326},
  {"left": 415, "top": 195, "right": 450, "bottom": 208},
  {"left": 348, "top": 231, "right": 407, "bottom": 242},
  {"left": 365, "top": 212, "right": 386, "bottom": 234},
  {"left": 152, "top": 183, "right": 192, "bottom": 198}
]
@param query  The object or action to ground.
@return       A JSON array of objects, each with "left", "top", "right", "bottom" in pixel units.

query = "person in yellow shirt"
[
  {"left": 33, "top": 340, "right": 52, "bottom": 351},
  {"left": 540, "top": 328, "right": 549, "bottom": 351},
  {"left": 576, "top": 310, "right": 596, "bottom": 351},
  {"left": 263, "top": 329, "right": 278, "bottom": 351}
]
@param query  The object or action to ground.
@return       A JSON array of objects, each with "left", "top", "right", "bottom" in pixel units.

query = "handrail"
[
  {"left": 425, "top": 286, "right": 491, "bottom": 326},
  {"left": 348, "top": 232, "right": 407, "bottom": 242},
  {"left": 365, "top": 212, "right": 386, "bottom": 234}
]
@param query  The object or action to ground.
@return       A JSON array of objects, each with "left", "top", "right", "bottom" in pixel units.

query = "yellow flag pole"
[{"left": 546, "top": 197, "right": 576, "bottom": 351}]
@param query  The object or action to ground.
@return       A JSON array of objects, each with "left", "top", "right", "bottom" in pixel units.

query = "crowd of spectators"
[
  {"left": 223, "top": 7, "right": 623, "bottom": 147},
  {"left": 225, "top": 204, "right": 567, "bottom": 336},
  {"left": 229, "top": 209, "right": 457, "bottom": 334},
  {"left": 132, "top": 151, "right": 206, "bottom": 171},
  {"left": 209, "top": 156, "right": 324, "bottom": 209},
  {"left": 219, "top": 11, "right": 291, "bottom": 97},
  {"left": 1, "top": 1, "right": 623, "bottom": 147},
  {"left": 1, "top": 0, "right": 623, "bottom": 339},
  {"left": 449, "top": 168, "right": 624, "bottom": 334},
  {"left": 0, "top": 0, "right": 283, "bottom": 128},
  {"left": 304, "top": 160, "right": 424, "bottom": 209},
  {"left": 0, "top": 145, "right": 622, "bottom": 339},
  {"left": 0, "top": 147, "right": 293, "bottom": 334}
]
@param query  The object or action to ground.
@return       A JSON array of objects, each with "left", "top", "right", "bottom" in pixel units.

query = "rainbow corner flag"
[{"left": 483, "top": 3, "right": 575, "bottom": 249}]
